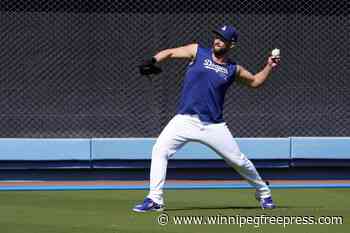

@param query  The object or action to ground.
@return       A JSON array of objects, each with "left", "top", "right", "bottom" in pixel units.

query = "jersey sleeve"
[
  {"left": 228, "top": 63, "right": 238, "bottom": 83},
  {"left": 189, "top": 44, "right": 206, "bottom": 67}
]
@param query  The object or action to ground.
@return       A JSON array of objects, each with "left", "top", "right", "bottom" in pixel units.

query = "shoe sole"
[
  {"left": 132, "top": 207, "right": 165, "bottom": 213},
  {"left": 261, "top": 205, "right": 276, "bottom": 209}
]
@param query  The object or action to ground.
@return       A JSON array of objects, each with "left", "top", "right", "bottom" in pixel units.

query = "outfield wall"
[{"left": 0, "top": 137, "right": 350, "bottom": 170}]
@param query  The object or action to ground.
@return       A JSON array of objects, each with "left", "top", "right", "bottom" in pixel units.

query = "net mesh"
[{"left": 0, "top": 0, "right": 349, "bottom": 137}]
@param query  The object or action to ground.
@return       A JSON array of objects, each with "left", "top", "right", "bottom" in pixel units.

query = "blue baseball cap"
[{"left": 213, "top": 25, "right": 238, "bottom": 43}]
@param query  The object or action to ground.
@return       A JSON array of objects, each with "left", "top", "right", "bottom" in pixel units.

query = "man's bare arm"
[
  {"left": 154, "top": 43, "right": 198, "bottom": 62},
  {"left": 139, "top": 44, "right": 199, "bottom": 75},
  {"left": 236, "top": 56, "right": 280, "bottom": 88}
]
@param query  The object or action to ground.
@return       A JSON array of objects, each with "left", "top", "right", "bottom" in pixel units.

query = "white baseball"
[{"left": 271, "top": 48, "right": 280, "bottom": 58}]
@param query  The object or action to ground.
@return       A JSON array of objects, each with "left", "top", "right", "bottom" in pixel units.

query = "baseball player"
[{"left": 133, "top": 25, "right": 281, "bottom": 212}]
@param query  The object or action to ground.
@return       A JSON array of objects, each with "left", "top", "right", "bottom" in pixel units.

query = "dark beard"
[{"left": 213, "top": 47, "right": 229, "bottom": 57}]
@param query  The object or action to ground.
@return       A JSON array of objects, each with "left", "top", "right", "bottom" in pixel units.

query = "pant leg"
[
  {"left": 147, "top": 115, "right": 196, "bottom": 204},
  {"left": 198, "top": 123, "right": 271, "bottom": 199}
]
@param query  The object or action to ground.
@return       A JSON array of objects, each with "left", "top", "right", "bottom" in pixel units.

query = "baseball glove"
[{"left": 139, "top": 57, "right": 162, "bottom": 75}]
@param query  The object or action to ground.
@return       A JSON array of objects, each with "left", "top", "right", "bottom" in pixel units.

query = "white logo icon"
[{"left": 221, "top": 26, "right": 227, "bottom": 31}]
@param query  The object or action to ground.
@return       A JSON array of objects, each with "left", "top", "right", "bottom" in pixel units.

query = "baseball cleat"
[
  {"left": 259, "top": 196, "right": 276, "bottom": 209},
  {"left": 132, "top": 198, "right": 165, "bottom": 212}
]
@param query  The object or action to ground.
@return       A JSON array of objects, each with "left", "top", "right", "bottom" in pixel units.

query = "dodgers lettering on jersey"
[
  {"left": 203, "top": 59, "right": 229, "bottom": 78},
  {"left": 177, "top": 46, "right": 237, "bottom": 123}
]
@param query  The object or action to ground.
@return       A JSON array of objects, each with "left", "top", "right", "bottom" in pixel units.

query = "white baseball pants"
[{"left": 147, "top": 114, "right": 271, "bottom": 205}]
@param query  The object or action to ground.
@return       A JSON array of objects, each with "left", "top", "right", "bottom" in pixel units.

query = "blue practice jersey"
[{"left": 177, "top": 46, "right": 237, "bottom": 123}]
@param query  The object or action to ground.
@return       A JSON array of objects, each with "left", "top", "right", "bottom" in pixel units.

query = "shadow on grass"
[
  {"left": 166, "top": 206, "right": 283, "bottom": 211},
  {"left": 165, "top": 205, "right": 318, "bottom": 211}
]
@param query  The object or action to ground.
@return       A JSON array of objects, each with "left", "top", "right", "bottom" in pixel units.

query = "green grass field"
[{"left": 0, "top": 189, "right": 349, "bottom": 233}]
